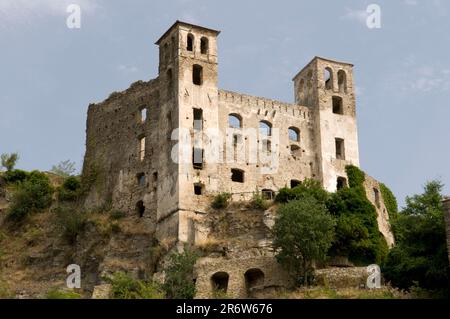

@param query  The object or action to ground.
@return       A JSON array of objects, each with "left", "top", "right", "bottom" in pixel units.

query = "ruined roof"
[
  {"left": 292, "top": 56, "right": 354, "bottom": 81},
  {"left": 155, "top": 20, "right": 221, "bottom": 45}
]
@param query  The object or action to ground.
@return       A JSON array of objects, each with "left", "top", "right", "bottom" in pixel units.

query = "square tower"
[{"left": 293, "top": 57, "right": 360, "bottom": 192}]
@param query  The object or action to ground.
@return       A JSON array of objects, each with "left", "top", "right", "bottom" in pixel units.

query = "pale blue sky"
[{"left": 0, "top": 0, "right": 449, "bottom": 206}]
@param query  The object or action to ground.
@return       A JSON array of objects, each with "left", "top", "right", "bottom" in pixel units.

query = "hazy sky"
[{"left": 0, "top": 0, "right": 449, "bottom": 207}]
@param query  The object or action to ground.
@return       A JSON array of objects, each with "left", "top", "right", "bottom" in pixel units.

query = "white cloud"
[
  {"left": 340, "top": 7, "right": 368, "bottom": 25},
  {"left": 117, "top": 65, "right": 139, "bottom": 74}
]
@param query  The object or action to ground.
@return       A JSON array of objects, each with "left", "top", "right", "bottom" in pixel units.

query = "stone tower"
[{"left": 293, "top": 57, "right": 360, "bottom": 192}]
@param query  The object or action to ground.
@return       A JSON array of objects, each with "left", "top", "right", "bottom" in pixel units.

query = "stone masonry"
[{"left": 82, "top": 21, "right": 395, "bottom": 298}]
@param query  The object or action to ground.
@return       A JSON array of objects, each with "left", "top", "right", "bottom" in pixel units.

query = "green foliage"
[
  {"left": 345, "top": 165, "right": 365, "bottom": 188},
  {"left": 3, "top": 169, "right": 29, "bottom": 184},
  {"left": 249, "top": 192, "right": 270, "bottom": 210},
  {"left": 54, "top": 206, "right": 87, "bottom": 245},
  {"left": 50, "top": 160, "right": 77, "bottom": 177},
  {"left": 58, "top": 176, "right": 81, "bottom": 202},
  {"left": 379, "top": 183, "right": 398, "bottom": 221},
  {"left": 383, "top": 180, "right": 449, "bottom": 295},
  {"left": 211, "top": 192, "right": 232, "bottom": 209},
  {"left": 327, "top": 187, "right": 389, "bottom": 265},
  {"left": 44, "top": 289, "right": 81, "bottom": 299},
  {"left": 275, "top": 179, "right": 329, "bottom": 204},
  {"left": 162, "top": 248, "right": 198, "bottom": 299},
  {"left": 6, "top": 171, "right": 54, "bottom": 222},
  {"left": 273, "top": 197, "right": 336, "bottom": 286},
  {"left": 1, "top": 153, "right": 19, "bottom": 171},
  {"left": 107, "top": 272, "right": 165, "bottom": 299}
]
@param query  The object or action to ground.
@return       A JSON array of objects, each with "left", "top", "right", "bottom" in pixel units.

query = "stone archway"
[
  {"left": 244, "top": 268, "right": 265, "bottom": 296},
  {"left": 211, "top": 272, "right": 229, "bottom": 293}
]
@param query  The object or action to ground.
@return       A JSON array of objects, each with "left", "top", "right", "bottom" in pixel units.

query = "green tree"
[
  {"left": 163, "top": 248, "right": 198, "bottom": 299},
  {"left": 383, "top": 180, "right": 449, "bottom": 294},
  {"left": 1, "top": 153, "right": 19, "bottom": 171},
  {"left": 273, "top": 196, "right": 336, "bottom": 286},
  {"left": 50, "top": 160, "right": 77, "bottom": 177},
  {"left": 6, "top": 171, "right": 54, "bottom": 222},
  {"left": 108, "top": 272, "right": 164, "bottom": 299},
  {"left": 275, "top": 178, "right": 329, "bottom": 204}
]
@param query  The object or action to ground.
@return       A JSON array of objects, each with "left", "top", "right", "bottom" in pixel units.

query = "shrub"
[
  {"left": 273, "top": 196, "right": 336, "bottom": 286},
  {"left": 163, "top": 248, "right": 198, "bottom": 299},
  {"left": 3, "top": 169, "right": 29, "bottom": 184},
  {"left": 211, "top": 193, "right": 232, "bottom": 209},
  {"left": 379, "top": 183, "right": 398, "bottom": 221},
  {"left": 44, "top": 289, "right": 81, "bottom": 299},
  {"left": 54, "top": 206, "right": 87, "bottom": 244},
  {"left": 345, "top": 165, "right": 365, "bottom": 188},
  {"left": 249, "top": 192, "right": 270, "bottom": 210},
  {"left": 108, "top": 272, "right": 164, "bottom": 299},
  {"left": 275, "top": 179, "right": 329, "bottom": 204},
  {"left": 58, "top": 176, "right": 81, "bottom": 202},
  {"left": 1, "top": 153, "right": 19, "bottom": 171},
  {"left": 6, "top": 171, "right": 54, "bottom": 222}
]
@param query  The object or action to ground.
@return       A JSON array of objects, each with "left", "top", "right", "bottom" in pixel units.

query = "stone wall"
[{"left": 443, "top": 198, "right": 450, "bottom": 265}]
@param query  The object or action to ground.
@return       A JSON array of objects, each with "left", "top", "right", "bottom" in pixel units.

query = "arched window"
[
  {"left": 288, "top": 127, "right": 300, "bottom": 142},
  {"left": 338, "top": 70, "right": 347, "bottom": 93},
  {"left": 193, "top": 64, "right": 203, "bottom": 85},
  {"left": 324, "top": 67, "right": 333, "bottom": 90},
  {"left": 200, "top": 37, "right": 209, "bottom": 54},
  {"left": 211, "top": 272, "right": 229, "bottom": 293},
  {"left": 259, "top": 121, "right": 272, "bottom": 137},
  {"left": 228, "top": 114, "right": 242, "bottom": 128},
  {"left": 337, "top": 177, "right": 347, "bottom": 190},
  {"left": 187, "top": 33, "right": 194, "bottom": 51},
  {"left": 244, "top": 269, "right": 265, "bottom": 294}
]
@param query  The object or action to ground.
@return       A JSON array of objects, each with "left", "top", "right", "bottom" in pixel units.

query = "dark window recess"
[
  {"left": 193, "top": 108, "right": 203, "bottom": 130},
  {"left": 337, "top": 177, "right": 347, "bottom": 190},
  {"left": 200, "top": 37, "right": 209, "bottom": 54},
  {"left": 137, "top": 173, "right": 146, "bottom": 187},
  {"left": 136, "top": 201, "right": 145, "bottom": 218},
  {"left": 245, "top": 269, "right": 265, "bottom": 294},
  {"left": 291, "top": 180, "right": 301, "bottom": 188},
  {"left": 211, "top": 272, "right": 229, "bottom": 293},
  {"left": 332, "top": 96, "right": 343, "bottom": 115},
  {"left": 193, "top": 64, "right": 203, "bottom": 85},
  {"left": 261, "top": 189, "right": 274, "bottom": 200},
  {"left": 231, "top": 169, "right": 244, "bottom": 183},
  {"left": 374, "top": 188, "right": 381, "bottom": 208},
  {"left": 193, "top": 148, "right": 204, "bottom": 170},
  {"left": 187, "top": 34, "right": 194, "bottom": 51},
  {"left": 335, "top": 138, "right": 345, "bottom": 160},
  {"left": 194, "top": 184, "right": 203, "bottom": 196}
]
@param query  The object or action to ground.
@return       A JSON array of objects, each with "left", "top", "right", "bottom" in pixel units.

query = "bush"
[
  {"left": 273, "top": 196, "right": 335, "bottom": 286},
  {"left": 6, "top": 171, "right": 54, "bottom": 222},
  {"left": 3, "top": 169, "right": 29, "bottom": 184},
  {"left": 345, "top": 165, "right": 365, "bottom": 188},
  {"left": 163, "top": 248, "right": 198, "bottom": 299},
  {"left": 54, "top": 206, "right": 87, "bottom": 244},
  {"left": 379, "top": 183, "right": 398, "bottom": 221},
  {"left": 44, "top": 289, "right": 81, "bottom": 299},
  {"left": 275, "top": 179, "right": 329, "bottom": 204},
  {"left": 108, "top": 272, "right": 164, "bottom": 299},
  {"left": 249, "top": 192, "right": 270, "bottom": 210},
  {"left": 211, "top": 193, "right": 231, "bottom": 209},
  {"left": 58, "top": 176, "right": 81, "bottom": 202}
]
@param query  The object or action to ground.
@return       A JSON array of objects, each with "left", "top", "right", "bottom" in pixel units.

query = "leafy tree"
[
  {"left": 163, "top": 248, "right": 198, "bottom": 299},
  {"left": 1, "top": 153, "right": 19, "bottom": 171},
  {"left": 275, "top": 178, "right": 329, "bottom": 204},
  {"left": 6, "top": 171, "right": 54, "bottom": 222},
  {"left": 273, "top": 196, "right": 336, "bottom": 286},
  {"left": 51, "top": 160, "right": 77, "bottom": 177},
  {"left": 383, "top": 180, "right": 449, "bottom": 295},
  {"left": 327, "top": 187, "right": 389, "bottom": 265}
]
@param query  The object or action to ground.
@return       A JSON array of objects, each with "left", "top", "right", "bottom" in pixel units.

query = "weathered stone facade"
[
  {"left": 443, "top": 198, "right": 450, "bottom": 265},
  {"left": 81, "top": 21, "right": 395, "bottom": 297}
]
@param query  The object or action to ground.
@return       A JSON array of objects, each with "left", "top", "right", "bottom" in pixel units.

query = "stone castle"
[{"left": 82, "top": 21, "right": 394, "bottom": 298}]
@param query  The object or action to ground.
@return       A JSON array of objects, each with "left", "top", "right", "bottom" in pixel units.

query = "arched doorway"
[
  {"left": 244, "top": 268, "right": 265, "bottom": 295},
  {"left": 211, "top": 272, "right": 229, "bottom": 293}
]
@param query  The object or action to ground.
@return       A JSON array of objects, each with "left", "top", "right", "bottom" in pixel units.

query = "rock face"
[{"left": 78, "top": 21, "right": 394, "bottom": 297}]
